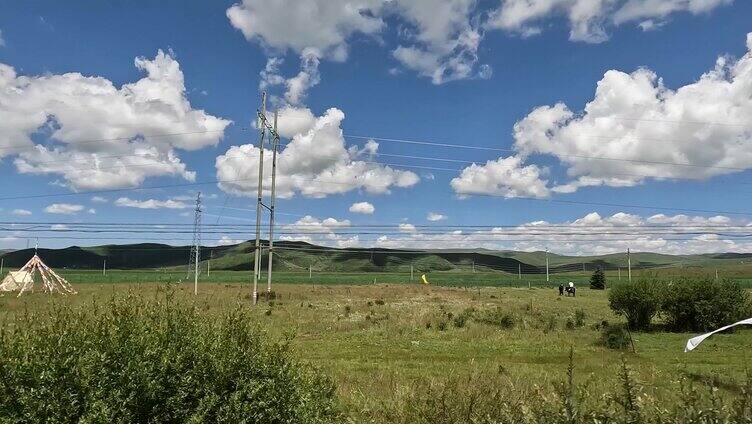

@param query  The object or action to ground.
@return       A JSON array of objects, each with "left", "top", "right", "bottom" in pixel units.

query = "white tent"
[
  {"left": 0, "top": 270, "right": 33, "bottom": 292},
  {"left": 0, "top": 254, "right": 76, "bottom": 296}
]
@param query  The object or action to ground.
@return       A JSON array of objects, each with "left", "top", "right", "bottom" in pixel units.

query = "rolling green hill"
[{"left": 1, "top": 240, "right": 750, "bottom": 274}]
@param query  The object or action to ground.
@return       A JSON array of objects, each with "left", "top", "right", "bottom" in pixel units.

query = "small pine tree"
[{"left": 590, "top": 267, "right": 606, "bottom": 290}]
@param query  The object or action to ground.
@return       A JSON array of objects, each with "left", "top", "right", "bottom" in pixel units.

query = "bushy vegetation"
[
  {"left": 1, "top": 281, "right": 751, "bottom": 422},
  {"left": 589, "top": 267, "right": 606, "bottom": 290},
  {"left": 0, "top": 290, "right": 340, "bottom": 423},
  {"left": 452, "top": 307, "right": 475, "bottom": 328},
  {"left": 476, "top": 307, "right": 515, "bottom": 329},
  {"left": 609, "top": 276, "right": 751, "bottom": 332},
  {"left": 597, "top": 321, "right": 632, "bottom": 350},
  {"left": 608, "top": 277, "right": 662, "bottom": 330},
  {"left": 661, "top": 277, "right": 750, "bottom": 332}
]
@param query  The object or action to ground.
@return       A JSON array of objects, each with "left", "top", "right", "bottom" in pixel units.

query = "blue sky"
[{"left": 1, "top": 0, "right": 751, "bottom": 255}]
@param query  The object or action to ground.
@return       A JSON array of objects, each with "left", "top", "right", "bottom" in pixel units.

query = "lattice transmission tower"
[{"left": 188, "top": 192, "right": 202, "bottom": 295}]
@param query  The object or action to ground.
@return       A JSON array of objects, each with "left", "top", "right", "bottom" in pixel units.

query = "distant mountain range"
[{"left": 2, "top": 241, "right": 751, "bottom": 274}]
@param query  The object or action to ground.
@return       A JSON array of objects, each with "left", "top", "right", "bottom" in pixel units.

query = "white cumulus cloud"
[
  {"left": 487, "top": 0, "right": 733, "bottom": 43},
  {"left": 227, "top": 0, "right": 384, "bottom": 60},
  {"left": 427, "top": 212, "right": 447, "bottom": 221},
  {"left": 44, "top": 203, "right": 84, "bottom": 215},
  {"left": 399, "top": 223, "right": 418, "bottom": 233},
  {"left": 228, "top": 0, "right": 489, "bottom": 84},
  {"left": 114, "top": 197, "right": 189, "bottom": 209},
  {"left": 349, "top": 201, "right": 375, "bottom": 214},
  {"left": 454, "top": 33, "right": 752, "bottom": 197},
  {"left": 451, "top": 155, "right": 550, "bottom": 198},
  {"left": 0, "top": 50, "right": 231, "bottom": 190},
  {"left": 280, "top": 215, "right": 359, "bottom": 247},
  {"left": 391, "top": 0, "right": 491, "bottom": 84},
  {"left": 11, "top": 209, "right": 31, "bottom": 216},
  {"left": 513, "top": 32, "right": 752, "bottom": 193},
  {"left": 216, "top": 107, "right": 419, "bottom": 198},
  {"left": 372, "top": 211, "right": 752, "bottom": 255},
  {"left": 260, "top": 50, "right": 321, "bottom": 106},
  {"left": 228, "top": 0, "right": 732, "bottom": 84},
  {"left": 216, "top": 235, "right": 244, "bottom": 246}
]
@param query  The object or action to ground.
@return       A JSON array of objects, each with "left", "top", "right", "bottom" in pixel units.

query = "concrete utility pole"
[
  {"left": 618, "top": 267, "right": 621, "bottom": 281},
  {"left": 309, "top": 264, "right": 312, "bottom": 279},
  {"left": 266, "top": 109, "right": 279, "bottom": 300},
  {"left": 545, "top": 248, "right": 550, "bottom": 283},
  {"left": 1, "top": 258, "right": 4, "bottom": 276},
  {"left": 410, "top": 265, "right": 414, "bottom": 282},
  {"left": 715, "top": 269, "right": 718, "bottom": 280},
  {"left": 252, "top": 92, "right": 267, "bottom": 306},
  {"left": 207, "top": 250, "right": 212, "bottom": 276},
  {"left": 627, "top": 248, "right": 632, "bottom": 283},
  {"left": 103, "top": 259, "right": 106, "bottom": 276},
  {"left": 518, "top": 263, "right": 521, "bottom": 280}
]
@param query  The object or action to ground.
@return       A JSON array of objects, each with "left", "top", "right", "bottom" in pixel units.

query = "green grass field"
[
  {"left": 51, "top": 267, "right": 752, "bottom": 288},
  {"left": 2, "top": 278, "right": 751, "bottom": 421}
]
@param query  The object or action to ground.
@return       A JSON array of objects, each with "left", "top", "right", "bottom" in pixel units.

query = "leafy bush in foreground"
[
  {"left": 661, "top": 277, "right": 750, "bottom": 332},
  {"left": 0, "top": 291, "right": 340, "bottom": 423},
  {"left": 608, "top": 277, "right": 662, "bottom": 330}
]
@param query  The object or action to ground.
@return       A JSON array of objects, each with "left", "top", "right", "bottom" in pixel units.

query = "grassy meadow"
[
  {"left": 48, "top": 266, "right": 752, "bottom": 288},
  {"left": 2, "top": 278, "right": 751, "bottom": 421}
]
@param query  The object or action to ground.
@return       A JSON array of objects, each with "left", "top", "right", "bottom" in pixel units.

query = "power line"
[
  {"left": 5, "top": 127, "right": 752, "bottom": 179},
  {"left": 610, "top": 116, "right": 750, "bottom": 127},
  {"left": 6, "top": 227, "right": 751, "bottom": 237},
  {"left": 5, "top": 237, "right": 746, "bottom": 249},
  {"left": 2, "top": 172, "right": 750, "bottom": 216},
  {"left": 0, "top": 129, "right": 240, "bottom": 154},
  {"left": 345, "top": 135, "right": 752, "bottom": 172},
  {"left": 2, "top": 220, "right": 751, "bottom": 229}
]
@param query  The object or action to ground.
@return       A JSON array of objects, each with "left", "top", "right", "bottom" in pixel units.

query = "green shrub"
[
  {"left": 565, "top": 318, "right": 576, "bottom": 330},
  {"left": 608, "top": 277, "right": 662, "bottom": 330},
  {"left": 0, "top": 291, "right": 340, "bottom": 423},
  {"left": 598, "top": 322, "right": 631, "bottom": 350},
  {"left": 477, "top": 308, "right": 515, "bottom": 329},
  {"left": 452, "top": 307, "right": 475, "bottom": 328},
  {"left": 661, "top": 277, "right": 750, "bottom": 332},
  {"left": 544, "top": 315, "right": 558, "bottom": 333},
  {"left": 574, "top": 309, "right": 586, "bottom": 327},
  {"left": 590, "top": 267, "right": 606, "bottom": 290}
]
